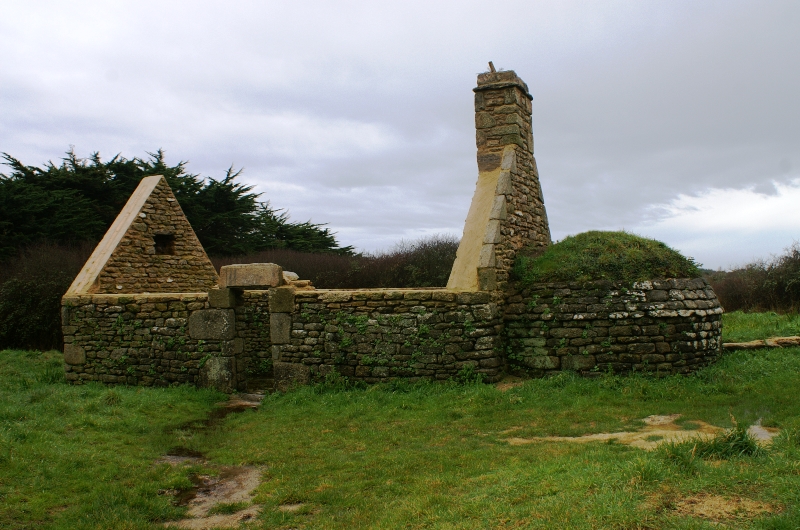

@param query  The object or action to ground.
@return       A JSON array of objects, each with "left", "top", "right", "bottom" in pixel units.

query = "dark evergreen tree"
[{"left": 0, "top": 149, "right": 352, "bottom": 259}]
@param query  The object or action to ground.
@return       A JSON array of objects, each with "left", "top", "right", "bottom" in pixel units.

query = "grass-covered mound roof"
[{"left": 515, "top": 231, "right": 700, "bottom": 286}]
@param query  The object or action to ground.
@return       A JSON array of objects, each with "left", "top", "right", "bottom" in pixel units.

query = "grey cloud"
[{"left": 2, "top": 0, "right": 799, "bottom": 263}]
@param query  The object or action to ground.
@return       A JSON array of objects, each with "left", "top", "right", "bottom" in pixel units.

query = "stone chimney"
[{"left": 447, "top": 69, "right": 551, "bottom": 291}]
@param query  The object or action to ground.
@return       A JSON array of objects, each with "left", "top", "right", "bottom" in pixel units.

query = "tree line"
[{"left": 0, "top": 149, "right": 352, "bottom": 260}]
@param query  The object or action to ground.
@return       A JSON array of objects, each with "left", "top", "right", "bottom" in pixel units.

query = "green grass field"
[
  {"left": 2, "top": 312, "right": 800, "bottom": 529},
  {"left": 721, "top": 311, "right": 800, "bottom": 342}
]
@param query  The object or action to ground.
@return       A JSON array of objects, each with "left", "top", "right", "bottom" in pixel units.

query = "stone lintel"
[{"left": 219, "top": 263, "right": 284, "bottom": 289}]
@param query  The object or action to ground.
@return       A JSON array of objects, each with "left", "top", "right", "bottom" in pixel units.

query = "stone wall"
[
  {"left": 62, "top": 293, "right": 222, "bottom": 388},
  {"left": 61, "top": 290, "right": 274, "bottom": 392},
  {"left": 61, "top": 287, "right": 506, "bottom": 391},
  {"left": 62, "top": 278, "right": 723, "bottom": 391},
  {"left": 60, "top": 67, "right": 726, "bottom": 391},
  {"left": 270, "top": 289, "right": 504, "bottom": 386},
  {"left": 503, "top": 278, "right": 723, "bottom": 377}
]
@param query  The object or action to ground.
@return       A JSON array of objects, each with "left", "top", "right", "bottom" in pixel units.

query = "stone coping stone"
[
  {"left": 239, "top": 288, "right": 472, "bottom": 294},
  {"left": 63, "top": 292, "right": 208, "bottom": 304},
  {"left": 238, "top": 289, "right": 494, "bottom": 306},
  {"left": 294, "top": 289, "right": 490, "bottom": 304}
]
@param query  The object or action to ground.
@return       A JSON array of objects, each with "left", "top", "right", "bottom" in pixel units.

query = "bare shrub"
[
  {"left": 211, "top": 234, "right": 459, "bottom": 289},
  {"left": 0, "top": 242, "right": 93, "bottom": 350},
  {"left": 706, "top": 242, "right": 800, "bottom": 312},
  {"left": 0, "top": 235, "right": 458, "bottom": 351}
]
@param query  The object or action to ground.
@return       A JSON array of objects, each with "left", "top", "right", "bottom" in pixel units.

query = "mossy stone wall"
[
  {"left": 503, "top": 278, "right": 723, "bottom": 377},
  {"left": 61, "top": 288, "right": 506, "bottom": 392}
]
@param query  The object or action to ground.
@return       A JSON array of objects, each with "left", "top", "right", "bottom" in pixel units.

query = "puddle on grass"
[
  {"left": 158, "top": 394, "right": 266, "bottom": 529},
  {"left": 506, "top": 415, "right": 780, "bottom": 450},
  {"left": 160, "top": 456, "right": 263, "bottom": 529},
  {"left": 748, "top": 418, "right": 780, "bottom": 443}
]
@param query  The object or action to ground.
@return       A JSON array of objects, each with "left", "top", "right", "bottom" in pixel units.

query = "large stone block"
[
  {"left": 500, "top": 146, "right": 517, "bottom": 170},
  {"left": 270, "top": 313, "right": 291, "bottom": 344},
  {"left": 198, "top": 356, "right": 235, "bottom": 393},
  {"left": 477, "top": 153, "right": 501, "bottom": 172},
  {"left": 269, "top": 286, "right": 296, "bottom": 313},
  {"left": 63, "top": 344, "right": 86, "bottom": 365},
  {"left": 646, "top": 290, "right": 669, "bottom": 302},
  {"left": 188, "top": 309, "right": 235, "bottom": 340},
  {"left": 61, "top": 304, "right": 73, "bottom": 325},
  {"left": 478, "top": 244, "right": 496, "bottom": 268},
  {"left": 562, "top": 354, "right": 596, "bottom": 371},
  {"left": 489, "top": 195, "right": 507, "bottom": 220},
  {"left": 483, "top": 220, "right": 502, "bottom": 244},
  {"left": 477, "top": 267, "right": 497, "bottom": 291},
  {"left": 456, "top": 292, "right": 491, "bottom": 304},
  {"left": 219, "top": 263, "right": 284, "bottom": 289},
  {"left": 495, "top": 170, "right": 512, "bottom": 194},
  {"left": 274, "top": 361, "right": 310, "bottom": 392},
  {"left": 526, "top": 355, "right": 559, "bottom": 370}
]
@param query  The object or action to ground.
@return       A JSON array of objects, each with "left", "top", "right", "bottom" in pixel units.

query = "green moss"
[{"left": 515, "top": 231, "right": 700, "bottom": 286}]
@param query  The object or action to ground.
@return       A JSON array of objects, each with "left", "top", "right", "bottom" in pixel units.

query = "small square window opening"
[{"left": 154, "top": 234, "right": 176, "bottom": 255}]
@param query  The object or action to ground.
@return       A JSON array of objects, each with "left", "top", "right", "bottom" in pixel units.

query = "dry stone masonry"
[
  {"left": 271, "top": 289, "right": 503, "bottom": 388},
  {"left": 62, "top": 67, "right": 723, "bottom": 391},
  {"left": 504, "top": 279, "right": 722, "bottom": 377}
]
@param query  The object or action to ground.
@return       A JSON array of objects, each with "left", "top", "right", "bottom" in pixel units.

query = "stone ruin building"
[{"left": 61, "top": 69, "right": 724, "bottom": 392}]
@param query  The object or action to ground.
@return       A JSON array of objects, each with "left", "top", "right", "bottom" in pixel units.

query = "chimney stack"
[{"left": 447, "top": 68, "right": 550, "bottom": 291}]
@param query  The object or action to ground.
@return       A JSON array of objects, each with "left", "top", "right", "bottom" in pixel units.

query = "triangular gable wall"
[{"left": 66, "top": 175, "right": 219, "bottom": 295}]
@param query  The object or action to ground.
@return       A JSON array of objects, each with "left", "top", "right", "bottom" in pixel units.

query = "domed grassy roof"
[{"left": 515, "top": 231, "right": 700, "bottom": 286}]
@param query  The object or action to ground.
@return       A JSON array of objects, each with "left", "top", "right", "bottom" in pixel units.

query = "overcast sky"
[{"left": 2, "top": 1, "right": 799, "bottom": 269}]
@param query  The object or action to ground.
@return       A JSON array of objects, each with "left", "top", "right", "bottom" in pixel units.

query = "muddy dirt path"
[{"left": 159, "top": 393, "right": 266, "bottom": 529}]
